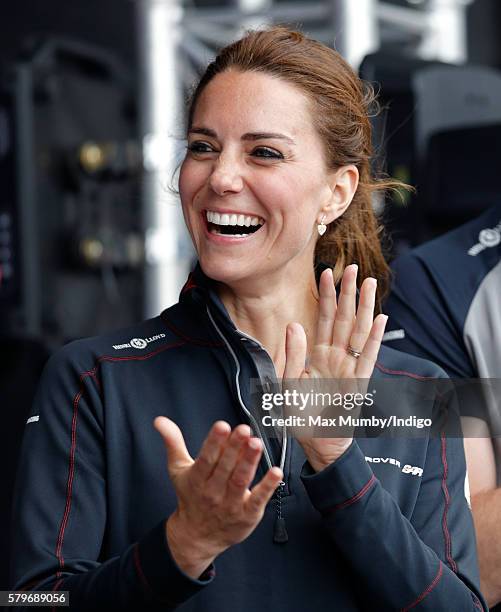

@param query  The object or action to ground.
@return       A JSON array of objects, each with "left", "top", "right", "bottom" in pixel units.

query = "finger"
[
  {"left": 331, "top": 264, "right": 358, "bottom": 350},
  {"left": 154, "top": 416, "right": 194, "bottom": 475},
  {"left": 245, "top": 467, "right": 284, "bottom": 516},
  {"left": 225, "top": 437, "right": 263, "bottom": 500},
  {"left": 349, "top": 277, "right": 377, "bottom": 354},
  {"left": 206, "top": 424, "right": 251, "bottom": 494},
  {"left": 190, "top": 420, "right": 232, "bottom": 485},
  {"left": 356, "top": 314, "right": 388, "bottom": 378},
  {"left": 315, "top": 268, "right": 337, "bottom": 346},
  {"left": 283, "top": 322, "right": 308, "bottom": 379}
]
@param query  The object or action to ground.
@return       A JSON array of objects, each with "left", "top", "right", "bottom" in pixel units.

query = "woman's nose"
[{"left": 209, "top": 156, "right": 244, "bottom": 195}]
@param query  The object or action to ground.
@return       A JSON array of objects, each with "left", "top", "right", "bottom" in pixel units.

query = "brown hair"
[{"left": 186, "top": 25, "right": 409, "bottom": 312}]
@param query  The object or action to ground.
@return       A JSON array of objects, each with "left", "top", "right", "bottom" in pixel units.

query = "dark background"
[{"left": 0, "top": 0, "right": 500, "bottom": 71}]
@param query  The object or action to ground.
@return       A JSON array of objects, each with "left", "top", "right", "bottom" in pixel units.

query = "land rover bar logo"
[{"left": 113, "top": 333, "right": 166, "bottom": 351}]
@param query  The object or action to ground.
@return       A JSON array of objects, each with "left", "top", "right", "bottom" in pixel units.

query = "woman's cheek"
[{"left": 178, "top": 168, "right": 190, "bottom": 203}]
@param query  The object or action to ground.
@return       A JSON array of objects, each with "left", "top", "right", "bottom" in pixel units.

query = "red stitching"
[
  {"left": 54, "top": 340, "right": 187, "bottom": 578},
  {"left": 133, "top": 544, "right": 153, "bottom": 596},
  {"left": 375, "top": 362, "right": 436, "bottom": 381},
  {"left": 89, "top": 369, "right": 101, "bottom": 391},
  {"left": 53, "top": 577, "right": 64, "bottom": 590},
  {"left": 440, "top": 432, "right": 458, "bottom": 573},
  {"left": 324, "top": 474, "right": 376, "bottom": 513},
  {"left": 51, "top": 578, "right": 65, "bottom": 612},
  {"left": 400, "top": 561, "right": 443, "bottom": 611},
  {"left": 181, "top": 273, "right": 196, "bottom": 293},
  {"left": 55, "top": 374, "right": 91, "bottom": 577}
]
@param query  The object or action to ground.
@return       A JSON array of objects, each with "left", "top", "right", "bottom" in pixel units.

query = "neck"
[{"left": 217, "top": 264, "right": 319, "bottom": 377}]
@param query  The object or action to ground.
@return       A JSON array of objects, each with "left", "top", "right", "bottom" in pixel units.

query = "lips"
[{"left": 205, "top": 209, "right": 265, "bottom": 238}]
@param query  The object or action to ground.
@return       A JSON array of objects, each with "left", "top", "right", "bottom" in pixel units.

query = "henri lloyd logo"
[
  {"left": 113, "top": 333, "right": 166, "bottom": 351},
  {"left": 468, "top": 220, "right": 501, "bottom": 256}
]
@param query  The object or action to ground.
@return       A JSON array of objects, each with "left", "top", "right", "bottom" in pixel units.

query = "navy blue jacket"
[
  {"left": 10, "top": 264, "right": 486, "bottom": 610},
  {"left": 383, "top": 204, "right": 501, "bottom": 382},
  {"left": 383, "top": 204, "right": 501, "bottom": 480}
]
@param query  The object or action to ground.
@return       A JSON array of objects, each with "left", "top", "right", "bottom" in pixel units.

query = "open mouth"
[{"left": 205, "top": 210, "right": 265, "bottom": 237}]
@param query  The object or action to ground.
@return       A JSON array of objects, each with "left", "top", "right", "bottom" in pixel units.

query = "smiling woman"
[
  {"left": 180, "top": 68, "right": 349, "bottom": 297},
  {"left": 9, "top": 25, "right": 487, "bottom": 612},
  {"left": 180, "top": 27, "right": 400, "bottom": 315}
]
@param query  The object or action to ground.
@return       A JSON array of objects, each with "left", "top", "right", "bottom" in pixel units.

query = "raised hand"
[
  {"left": 154, "top": 417, "right": 283, "bottom": 579},
  {"left": 282, "top": 264, "right": 388, "bottom": 471}
]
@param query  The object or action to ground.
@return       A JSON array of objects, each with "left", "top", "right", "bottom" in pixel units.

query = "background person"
[{"left": 384, "top": 202, "right": 501, "bottom": 608}]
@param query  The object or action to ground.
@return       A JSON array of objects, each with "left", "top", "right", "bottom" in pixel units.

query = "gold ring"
[{"left": 346, "top": 345, "right": 362, "bottom": 359}]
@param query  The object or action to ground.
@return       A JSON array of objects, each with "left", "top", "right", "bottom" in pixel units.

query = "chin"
[{"left": 198, "top": 254, "right": 256, "bottom": 286}]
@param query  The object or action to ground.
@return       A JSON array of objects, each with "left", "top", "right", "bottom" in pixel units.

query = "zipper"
[
  {"left": 273, "top": 480, "right": 288, "bottom": 543},
  {"left": 206, "top": 306, "right": 289, "bottom": 544}
]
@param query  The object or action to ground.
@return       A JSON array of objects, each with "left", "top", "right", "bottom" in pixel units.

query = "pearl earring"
[{"left": 317, "top": 215, "right": 327, "bottom": 236}]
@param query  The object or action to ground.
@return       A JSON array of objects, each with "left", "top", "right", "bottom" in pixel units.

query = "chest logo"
[
  {"left": 113, "top": 333, "right": 166, "bottom": 351},
  {"left": 468, "top": 220, "right": 501, "bottom": 256}
]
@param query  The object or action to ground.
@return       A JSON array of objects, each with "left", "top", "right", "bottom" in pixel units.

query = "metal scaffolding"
[
  {"left": 136, "top": 0, "right": 190, "bottom": 319},
  {"left": 135, "top": 0, "right": 475, "bottom": 316}
]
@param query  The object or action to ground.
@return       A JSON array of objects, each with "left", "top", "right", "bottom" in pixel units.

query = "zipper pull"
[{"left": 273, "top": 481, "right": 288, "bottom": 544}]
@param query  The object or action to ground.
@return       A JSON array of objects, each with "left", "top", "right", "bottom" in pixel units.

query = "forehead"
[{"left": 192, "top": 69, "right": 314, "bottom": 137}]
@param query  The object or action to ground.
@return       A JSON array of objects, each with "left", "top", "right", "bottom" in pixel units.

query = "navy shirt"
[
  {"left": 384, "top": 204, "right": 501, "bottom": 477},
  {"left": 10, "top": 264, "right": 486, "bottom": 610}
]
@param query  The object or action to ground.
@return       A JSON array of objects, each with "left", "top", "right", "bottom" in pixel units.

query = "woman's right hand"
[{"left": 153, "top": 417, "right": 283, "bottom": 579}]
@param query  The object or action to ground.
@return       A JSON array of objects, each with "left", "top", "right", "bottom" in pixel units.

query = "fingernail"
[
  {"left": 214, "top": 421, "right": 230, "bottom": 436},
  {"left": 238, "top": 425, "right": 251, "bottom": 438},
  {"left": 248, "top": 438, "right": 261, "bottom": 450}
]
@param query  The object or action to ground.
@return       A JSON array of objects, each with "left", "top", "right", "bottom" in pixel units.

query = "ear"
[{"left": 321, "top": 164, "right": 359, "bottom": 224}]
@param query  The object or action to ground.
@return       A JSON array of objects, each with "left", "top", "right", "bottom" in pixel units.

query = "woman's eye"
[
  {"left": 188, "top": 142, "right": 213, "bottom": 153},
  {"left": 187, "top": 142, "right": 283, "bottom": 159},
  {"left": 253, "top": 147, "right": 283, "bottom": 159}
]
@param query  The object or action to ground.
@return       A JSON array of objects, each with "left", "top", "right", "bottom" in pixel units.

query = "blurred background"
[{"left": 1, "top": 0, "right": 501, "bottom": 590}]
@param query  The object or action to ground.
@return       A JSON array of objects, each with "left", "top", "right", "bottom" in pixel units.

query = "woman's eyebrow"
[{"left": 188, "top": 126, "right": 295, "bottom": 145}]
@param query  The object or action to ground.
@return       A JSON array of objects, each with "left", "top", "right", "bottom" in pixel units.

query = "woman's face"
[{"left": 179, "top": 69, "right": 341, "bottom": 286}]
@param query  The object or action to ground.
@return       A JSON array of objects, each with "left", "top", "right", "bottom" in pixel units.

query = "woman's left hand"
[{"left": 282, "top": 264, "right": 388, "bottom": 472}]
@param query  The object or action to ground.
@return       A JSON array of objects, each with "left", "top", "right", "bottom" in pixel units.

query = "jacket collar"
[
  {"left": 179, "top": 262, "right": 238, "bottom": 335},
  {"left": 171, "top": 262, "right": 430, "bottom": 385},
  {"left": 179, "top": 260, "right": 334, "bottom": 333}
]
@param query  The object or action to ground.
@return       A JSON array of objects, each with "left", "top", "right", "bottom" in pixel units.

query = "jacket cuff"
[
  {"left": 300, "top": 441, "right": 377, "bottom": 515},
  {"left": 135, "top": 520, "right": 215, "bottom": 606}
]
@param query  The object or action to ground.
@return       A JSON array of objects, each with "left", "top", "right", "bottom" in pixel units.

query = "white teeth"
[{"left": 206, "top": 211, "right": 264, "bottom": 227}]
